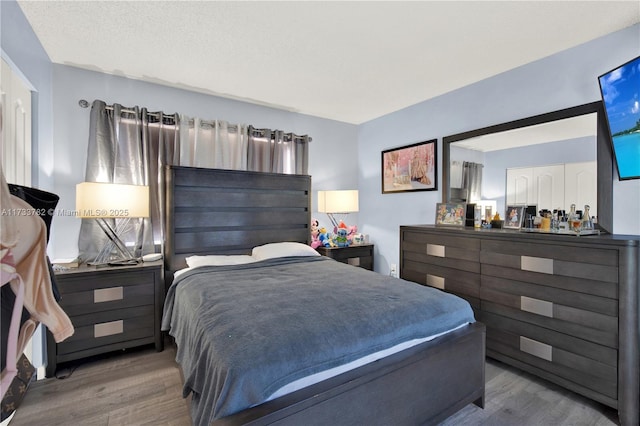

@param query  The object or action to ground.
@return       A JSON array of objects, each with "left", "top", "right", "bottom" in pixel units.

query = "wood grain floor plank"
[{"left": 8, "top": 339, "right": 619, "bottom": 425}]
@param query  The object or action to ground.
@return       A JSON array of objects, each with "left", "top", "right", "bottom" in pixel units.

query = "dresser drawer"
[
  {"left": 404, "top": 250, "right": 479, "bottom": 274},
  {"left": 57, "top": 305, "right": 155, "bottom": 356},
  {"left": 481, "top": 239, "right": 618, "bottom": 267},
  {"left": 481, "top": 274, "right": 617, "bottom": 320},
  {"left": 482, "top": 300, "right": 617, "bottom": 348},
  {"left": 402, "top": 268, "right": 479, "bottom": 311},
  {"left": 480, "top": 263, "right": 617, "bottom": 299},
  {"left": 315, "top": 244, "right": 374, "bottom": 271},
  {"left": 56, "top": 270, "right": 157, "bottom": 294},
  {"left": 480, "top": 240, "right": 618, "bottom": 283},
  {"left": 484, "top": 313, "right": 617, "bottom": 399},
  {"left": 56, "top": 270, "right": 156, "bottom": 316},
  {"left": 403, "top": 261, "right": 480, "bottom": 298},
  {"left": 402, "top": 231, "right": 480, "bottom": 263},
  {"left": 401, "top": 230, "right": 481, "bottom": 311}
]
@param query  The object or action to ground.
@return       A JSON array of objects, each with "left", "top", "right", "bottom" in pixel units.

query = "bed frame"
[{"left": 164, "top": 165, "right": 486, "bottom": 425}]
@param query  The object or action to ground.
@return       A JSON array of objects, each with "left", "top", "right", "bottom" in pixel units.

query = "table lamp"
[
  {"left": 317, "top": 190, "right": 359, "bottom": 229},
  {"left": 76, "top": 182, "right": 150, "bottom": 265}
]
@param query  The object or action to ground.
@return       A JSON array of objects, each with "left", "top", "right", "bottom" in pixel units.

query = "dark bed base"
[
  {"left": 214, "top": 322, "right": 485, "bottom": 426},
  {"left": 164, "top": 166, "right": 486, "bottom": 425}
]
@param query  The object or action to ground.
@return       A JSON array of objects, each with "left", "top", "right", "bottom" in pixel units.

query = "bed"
[{"left": 162, "top": 165, "right": 486, "bottom": 426}]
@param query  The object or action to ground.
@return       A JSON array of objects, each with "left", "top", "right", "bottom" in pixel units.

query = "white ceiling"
[{"left": 17, "top": 1, "right": 640, "bottom": 124}]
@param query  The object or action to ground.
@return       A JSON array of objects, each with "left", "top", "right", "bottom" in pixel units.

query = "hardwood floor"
[
  {"left": 8, "top": 341, "right": 191, "bottom": 426},
  {"left": 8, "top": 339, "right": 619, "bottom": 426}
]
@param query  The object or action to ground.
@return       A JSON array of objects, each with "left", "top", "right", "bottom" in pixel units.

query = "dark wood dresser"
[
  {"left": 400, "top": 225, "right": 639, "bottom": 426},
  {"left": 46, "top": 260, "right": 164, "bottom": 377}
]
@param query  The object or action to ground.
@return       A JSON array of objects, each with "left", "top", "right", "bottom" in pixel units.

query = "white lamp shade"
[
  {"left": 76, "top": 182, "right": 150, "bottom": 218},
  {"left": 317, "top": 190, "right": 359, "bottom": 213}
]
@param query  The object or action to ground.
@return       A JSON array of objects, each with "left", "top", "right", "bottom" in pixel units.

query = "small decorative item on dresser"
[
  {"left": 504, "top": 205, "right": 525, "bottom": 229},
  {"left": 435, "top": 203, "right": 466, "bottom": 227},
  {"left": 581, "top": 205, "right": 594, "bottom": 231}
]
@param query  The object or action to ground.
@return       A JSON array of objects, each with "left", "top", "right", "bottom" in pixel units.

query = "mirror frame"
[{"left": 442, "top": 101, "right": 613, "bottom": 233}]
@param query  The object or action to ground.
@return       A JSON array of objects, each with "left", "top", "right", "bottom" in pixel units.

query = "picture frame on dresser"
[
  {"left": 382, "top": 139, "right": 437, "bottom": 193},
  {"left": 435, "top": 202, "right": 466, "bottom": 227},
  {"left": 504, "top": 205, "right": 525, "bottom": 229}
]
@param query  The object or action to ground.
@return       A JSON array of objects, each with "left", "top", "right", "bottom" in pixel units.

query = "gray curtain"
[
  {"left": 178, "top": 118, "right": 249, "bottom": 170},
  {"left": 462, "top": 161, "right": 483, "bottom": 202},
  {"left": 79, "top": 101, "right": 310, "bottom": 261},
  {"left": 78, "top": 101, "right": 176, "bottom": 261},
  {"left": 248, "top": 127, "right": 309, "bottom": 174}
]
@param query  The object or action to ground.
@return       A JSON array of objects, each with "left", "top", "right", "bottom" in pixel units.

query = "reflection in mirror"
[{"left": 442, "top": 102, "right": 613, "bottom": 232}]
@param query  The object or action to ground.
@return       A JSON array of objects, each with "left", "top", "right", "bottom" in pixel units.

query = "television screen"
[{"left": 598, "top": 55, "right": 640, "bottom": 180}]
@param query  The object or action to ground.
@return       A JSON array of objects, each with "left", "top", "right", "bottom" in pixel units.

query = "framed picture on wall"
[
  {"left": 381, "top": 139, "right": 437, "bottom": 194},
  {"left": 435, "top": 203, "right": 466, "bottom": 227},
  {"left": 504, "top": 205, "right": 525, "bottom": 229}
]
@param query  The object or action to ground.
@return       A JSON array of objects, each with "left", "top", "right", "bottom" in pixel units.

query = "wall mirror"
[{"left": 442, "top": 102, "right": 613, "bottom": 232}]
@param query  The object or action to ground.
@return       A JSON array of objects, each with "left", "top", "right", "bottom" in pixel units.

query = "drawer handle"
[
  {"left": 347, "top": 257, "right": 361, "bottom": 266},
  {"left": 521, "top": 256, "right": 553, "bottom": 274},
  {"left": 94, "top": 320, "right": 123, "bottom": 338},
  {"left": 426, "top": 274, "right": 445, "bottom": 290},
  {"left": 521, "top": 296, "right": 553, "bottom": 318},
  {"left": 426, "top": 244, "right": 445, "bottom": 257},
  {"left": 520, "top": 336, "right": 552, "bottom": 361},
  {"left": 94, "top": 286, "right": 123, "bottom": 303}
]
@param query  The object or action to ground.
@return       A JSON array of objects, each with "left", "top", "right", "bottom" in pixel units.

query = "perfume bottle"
[
  {"left": 551, "top": 209, "right": 560, "bottom": 232},
  {"left": 581, "top": 205, "right": 594, "bottom": 231},
  {"left": 568, "top": 204, "right": 581, "bottom": 233}
]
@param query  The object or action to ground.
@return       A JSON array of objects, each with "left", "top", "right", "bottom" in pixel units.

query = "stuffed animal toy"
[
  {"left": 333, "top": 226, "right": 351, "bottom": 247},
  {"left": 318, "top": 227, "right": 334, "bottom": 247},
  {"left": 347, "top": 225, "right": 358, "bottom": 243},
  {"left": 310, "top": 218, "right": 322, "bottom": 248}
]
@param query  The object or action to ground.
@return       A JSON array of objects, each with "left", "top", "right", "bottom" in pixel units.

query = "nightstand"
[
  {"left": 315, "top": 244, "right": 374, "bottom": 271},
  {"left": 45, "top": 260, "right": 163, "bottom": 377}
]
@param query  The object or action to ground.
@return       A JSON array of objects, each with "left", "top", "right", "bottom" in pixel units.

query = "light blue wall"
[{"left": 359, "top": 24, "right": 640, "bottom": 275}]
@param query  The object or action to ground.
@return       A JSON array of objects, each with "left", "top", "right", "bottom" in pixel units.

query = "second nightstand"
[
  {"left": 315, "top": 244, "right": 374, "bottom": 270},
  {"left": 46, "top": 260, "right": 163, "bottom": 377}
]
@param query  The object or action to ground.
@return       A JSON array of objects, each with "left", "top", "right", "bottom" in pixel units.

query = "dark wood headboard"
[{"left": 164, "top": 165, "right": 311, "bottom": 278}]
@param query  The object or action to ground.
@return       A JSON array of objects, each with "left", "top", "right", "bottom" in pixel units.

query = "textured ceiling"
[{"left": 17, "top": 1, "right": 640, "bottom": 124}]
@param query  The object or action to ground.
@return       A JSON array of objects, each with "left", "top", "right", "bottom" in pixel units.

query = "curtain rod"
[{"left": 80, "top": 99, "right": 312, "bottom": 142}]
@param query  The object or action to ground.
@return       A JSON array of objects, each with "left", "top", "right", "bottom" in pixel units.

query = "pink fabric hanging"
[{"left": 0, "top": 250, "right": 25, "bottom": 400}]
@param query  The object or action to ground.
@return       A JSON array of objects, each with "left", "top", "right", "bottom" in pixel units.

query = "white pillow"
[
  {"left": 185, "top": 254, "right": 257, "bottom": 268},
  {"left": 251, "top": 242, "right": 320, "bottom": 261}
]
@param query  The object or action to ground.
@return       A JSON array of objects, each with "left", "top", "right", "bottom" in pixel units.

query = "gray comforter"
[{"left": 161, "top": 256, "right": 475, "bottom": 425}]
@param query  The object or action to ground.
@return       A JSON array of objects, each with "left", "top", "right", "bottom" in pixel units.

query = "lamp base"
[
  {"left": 106, "top": 259, "right": 141, "bottom": 267},
  {"left": 88, "top": 218, "right": 139, "bottom": 266}
]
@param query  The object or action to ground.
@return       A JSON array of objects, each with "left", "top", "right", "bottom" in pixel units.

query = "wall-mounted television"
[{"left": 598, "top": 55, "right": 640, "bottom": 180}]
